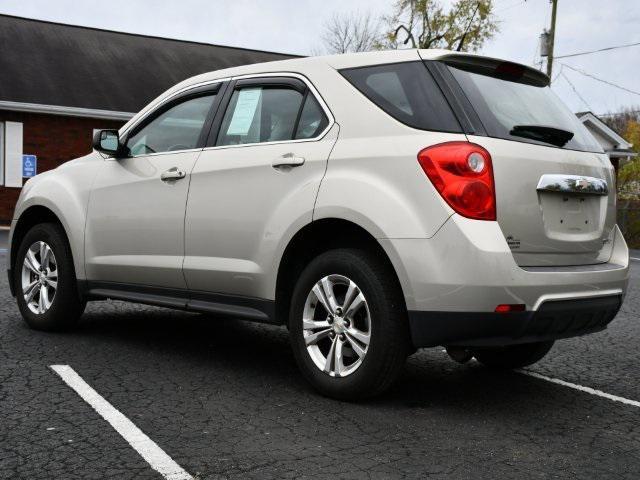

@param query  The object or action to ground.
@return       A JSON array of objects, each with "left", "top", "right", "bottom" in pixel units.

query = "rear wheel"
[
  {"left": 473, "top": 341, "right": 554, "bottom": 369},
  {"left": 14, "top": 223, "right": 85, "bottom": 331},
  {"left": 289, "top": 248, "right": 409, "bottom": 400}
]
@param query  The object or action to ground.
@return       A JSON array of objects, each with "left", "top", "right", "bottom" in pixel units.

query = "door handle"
[
  {"left": 272, "top": 154, "right": 305, "bottom": 169},
  {"left": 161, "top": 167, "right": 186, "bottom": 182}
]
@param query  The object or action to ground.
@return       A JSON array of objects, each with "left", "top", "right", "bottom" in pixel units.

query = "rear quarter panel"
[{"left": 312, "top": 61, "right": 464, "bottom": 239}]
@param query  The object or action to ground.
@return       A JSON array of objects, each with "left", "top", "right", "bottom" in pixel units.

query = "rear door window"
[
  {"left": 217, "top": 87, "right": 303, "bottom": 146},
  {"left": 340, "top": 62, "right": 462, "bottom": 133},
  {"left": 217, "top": 82, "right": 330, "bottom": 146}
]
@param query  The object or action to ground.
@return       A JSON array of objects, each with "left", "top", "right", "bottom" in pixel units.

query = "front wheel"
[
  {"left": 473, "top": 341, "right": 554, "bottom": 369},
  {"left": 14, "top": 223, "right": 86, "bottom": 331},
  {"left": 289, "top": 249, "right": 410, "bottom": 400}
]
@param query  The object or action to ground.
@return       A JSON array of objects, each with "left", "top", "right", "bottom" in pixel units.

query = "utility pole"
[{"left": 546, "top": 0, "right": 558, "bottom": 78}]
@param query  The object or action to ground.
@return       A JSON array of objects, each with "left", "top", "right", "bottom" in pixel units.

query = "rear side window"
[
  {"left": 340, "top": 62, "right": 462, "bottom": 133},
  {"left": 295, "top": 95, "right": 329, "bottom": 139}
]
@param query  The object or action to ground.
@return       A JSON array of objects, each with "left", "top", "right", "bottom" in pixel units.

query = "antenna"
[{"left": 456, "top": 2, "right": 480, "bottom": 52}]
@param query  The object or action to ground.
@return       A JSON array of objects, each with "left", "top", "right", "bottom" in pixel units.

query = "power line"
[
  {"left": 551, "top": 64, "right": 563, "bottom": 84},
  {"left": 561, "top": 63, "right": 640, "bottom": 97},
  {"left": 555, "top": 41, "right": 640, "bottom": 59},
  {"left": 560, "top": 71, "right": 591, "bottom": 111},
  {"left": 599, "top": 110, "right": 640, "bottom": 117}
]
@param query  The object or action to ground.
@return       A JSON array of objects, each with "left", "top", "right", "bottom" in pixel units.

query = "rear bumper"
[
  {"left": 409, "top": 295, "right": 622, "bottom": 347},
  {"left": 379, "top": 214, "right": 630, "bottom": 347}
]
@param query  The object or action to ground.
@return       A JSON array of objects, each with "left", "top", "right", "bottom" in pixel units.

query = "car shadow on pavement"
[{"left": 69, "top": 302, "right": 562, "bottom": 411}]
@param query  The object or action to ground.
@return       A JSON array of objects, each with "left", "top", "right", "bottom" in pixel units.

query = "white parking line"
[
  {"left": 50, "top": 365, "right": 192, "bottom": 480},
  {"left": 517, "top": 369, "right": 640, "bottom": 408},
  {"left": 631, "top": 257, "right": 640, "bottom": 262}
]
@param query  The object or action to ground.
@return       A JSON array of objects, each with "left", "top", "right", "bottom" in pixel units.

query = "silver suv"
[{"left": 8, "top": 50, "right": 629, "bottom": 399}]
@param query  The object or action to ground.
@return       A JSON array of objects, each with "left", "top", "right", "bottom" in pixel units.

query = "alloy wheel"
[
  {"left": 302, "top": 274, "right": 371, "bottom": 377},
  {"left": 21, "top": 241, "right": 58, "bottom": 314}
]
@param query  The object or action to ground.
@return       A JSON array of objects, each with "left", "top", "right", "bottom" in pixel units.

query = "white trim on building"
[
  {"left": 0, "top": 100, "right": 134, "bottom": 121},
  {"left": 577, "top": 112, "right": 636, "bottom": 162}
]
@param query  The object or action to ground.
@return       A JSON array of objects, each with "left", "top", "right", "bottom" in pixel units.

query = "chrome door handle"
[
  {"left": 161, "top": 167, "right": 186, "bottom": 181},
  {"left": 272, "top": 154, "right": 305, "bottom": 169}
]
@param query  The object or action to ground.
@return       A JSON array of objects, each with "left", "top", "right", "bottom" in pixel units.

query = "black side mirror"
[{"left": 93, "top": 129, "right": 125, "bottom": 156}]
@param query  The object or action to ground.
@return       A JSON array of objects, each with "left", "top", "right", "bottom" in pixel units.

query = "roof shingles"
[{"left": 0, "top": 14, "right": 296, "bottom": 113}]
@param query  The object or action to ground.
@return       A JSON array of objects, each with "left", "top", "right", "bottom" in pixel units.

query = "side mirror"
[{"left": 93, "top": 129, "right": 124, "bottom": 156}]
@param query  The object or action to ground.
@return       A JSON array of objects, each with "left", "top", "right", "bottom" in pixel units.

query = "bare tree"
[
  {"left": 321, "top": 11, "right": 381, "bottom": 54},
  {"left": 601, "top": 106, "right": 640, "bottom": 135}
]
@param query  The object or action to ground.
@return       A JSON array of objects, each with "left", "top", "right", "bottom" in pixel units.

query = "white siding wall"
[
  {"left": 4, "top": 121, "right": 23, "bottom": 188},
  {"left": 0, "top": 122, "right": 4, "bottom": 186}
]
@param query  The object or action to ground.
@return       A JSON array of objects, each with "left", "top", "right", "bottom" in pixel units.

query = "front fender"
[{"left": 11, "top": 154, "right": 102, "bottom": 281}]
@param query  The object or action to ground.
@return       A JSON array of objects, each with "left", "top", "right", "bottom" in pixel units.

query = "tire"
[
  {"left": 473, "top": 341, "right": 554, "bottom": 369},
  {"left": 289, "top": 248, "right": 410, "bottom": 400},
  {"left": 14, "top": 222, "right": 86, "bottom": 331}
]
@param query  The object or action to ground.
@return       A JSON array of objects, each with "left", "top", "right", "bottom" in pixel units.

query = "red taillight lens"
[{"left": 417, "top": 142, "right": 496, "bottom": 221}]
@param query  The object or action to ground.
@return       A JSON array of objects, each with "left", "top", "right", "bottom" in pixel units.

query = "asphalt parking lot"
[{"left": 1, "top": 247, "right": 639, "bottom": 479}]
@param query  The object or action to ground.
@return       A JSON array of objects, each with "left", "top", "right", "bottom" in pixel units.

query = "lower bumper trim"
[{"left": 408, "top": 295, "right": 622, "bottom": 348}]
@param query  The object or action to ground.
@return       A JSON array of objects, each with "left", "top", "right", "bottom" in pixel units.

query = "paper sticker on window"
[{"left": 227, "top": 88, "right": 261, "bottom": 136}]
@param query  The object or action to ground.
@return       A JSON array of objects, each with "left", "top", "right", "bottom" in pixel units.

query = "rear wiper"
[{"left": 510, "top": 125, "right": 574, "bottom": 147}]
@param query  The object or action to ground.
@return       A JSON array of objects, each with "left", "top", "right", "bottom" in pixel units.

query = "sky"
[{"left": 1, "top": 0, "right": 639, "bottom": 116}]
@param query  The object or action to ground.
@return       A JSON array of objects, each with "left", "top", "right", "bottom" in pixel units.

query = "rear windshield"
[
  {"left": 340, "top": 62, "right": 462, "bottom": 133},
  {"left": 448, "top": 65, "right": 603, "bottom": 153}
]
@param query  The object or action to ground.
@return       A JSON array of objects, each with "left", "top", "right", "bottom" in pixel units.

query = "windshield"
[{"left": 448, "top": 65, "right": 603, "bottom": 153}]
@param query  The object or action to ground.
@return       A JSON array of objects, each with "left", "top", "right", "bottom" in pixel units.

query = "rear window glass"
[
  {"left": 448, "top": 65, "right": 603, "bottom": 153},
  {"left": 340, "top": 62, "right": 462, "bottom": 133}
]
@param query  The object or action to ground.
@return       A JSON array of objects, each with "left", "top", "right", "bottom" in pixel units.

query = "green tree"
[
  {"left": 618, "top": 120, "right": 640, "bottom": 200},
  {"left": 382, "top": 0, "right": 498, "bottom": 51}
]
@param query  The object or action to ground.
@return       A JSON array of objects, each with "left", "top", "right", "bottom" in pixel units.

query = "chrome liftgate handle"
[{"left": 536, "top": 174, "right": 608, "bottom": 196}]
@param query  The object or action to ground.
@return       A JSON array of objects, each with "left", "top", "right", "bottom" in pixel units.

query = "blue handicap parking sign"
[{"left": 22, "top": 155, "right": 37, "bottom": 178}]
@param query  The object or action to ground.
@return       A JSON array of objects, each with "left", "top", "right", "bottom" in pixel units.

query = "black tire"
[
  {"left": 473, "top": 341, "right": 554, "bottom": 369},
  {"left": 14, "top": 222, "right": 85, "bottom": 331},
  {"left": 289, "top": 248, "right": 410, "bottom": 401}
]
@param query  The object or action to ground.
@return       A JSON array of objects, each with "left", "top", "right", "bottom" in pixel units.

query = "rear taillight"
[{"left": 417, "top": 142, "right": 496, "bottom": 221}]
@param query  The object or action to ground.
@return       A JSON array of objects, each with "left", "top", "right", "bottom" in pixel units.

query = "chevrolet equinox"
[{"left": 8, "top": 50, "right": 630, "bottom": 400}]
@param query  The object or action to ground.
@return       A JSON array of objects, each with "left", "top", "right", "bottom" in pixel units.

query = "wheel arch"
[
  {"left": 274, "top": 218, "right": 411, "bottom": 326},
  {"left": 9, "top": 205, "right": 74, "bottom": 297}
]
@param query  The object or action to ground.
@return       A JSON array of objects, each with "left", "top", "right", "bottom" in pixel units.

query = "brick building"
[{"left": 0, "top": 14, "right": 294, "bottom": 224}]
